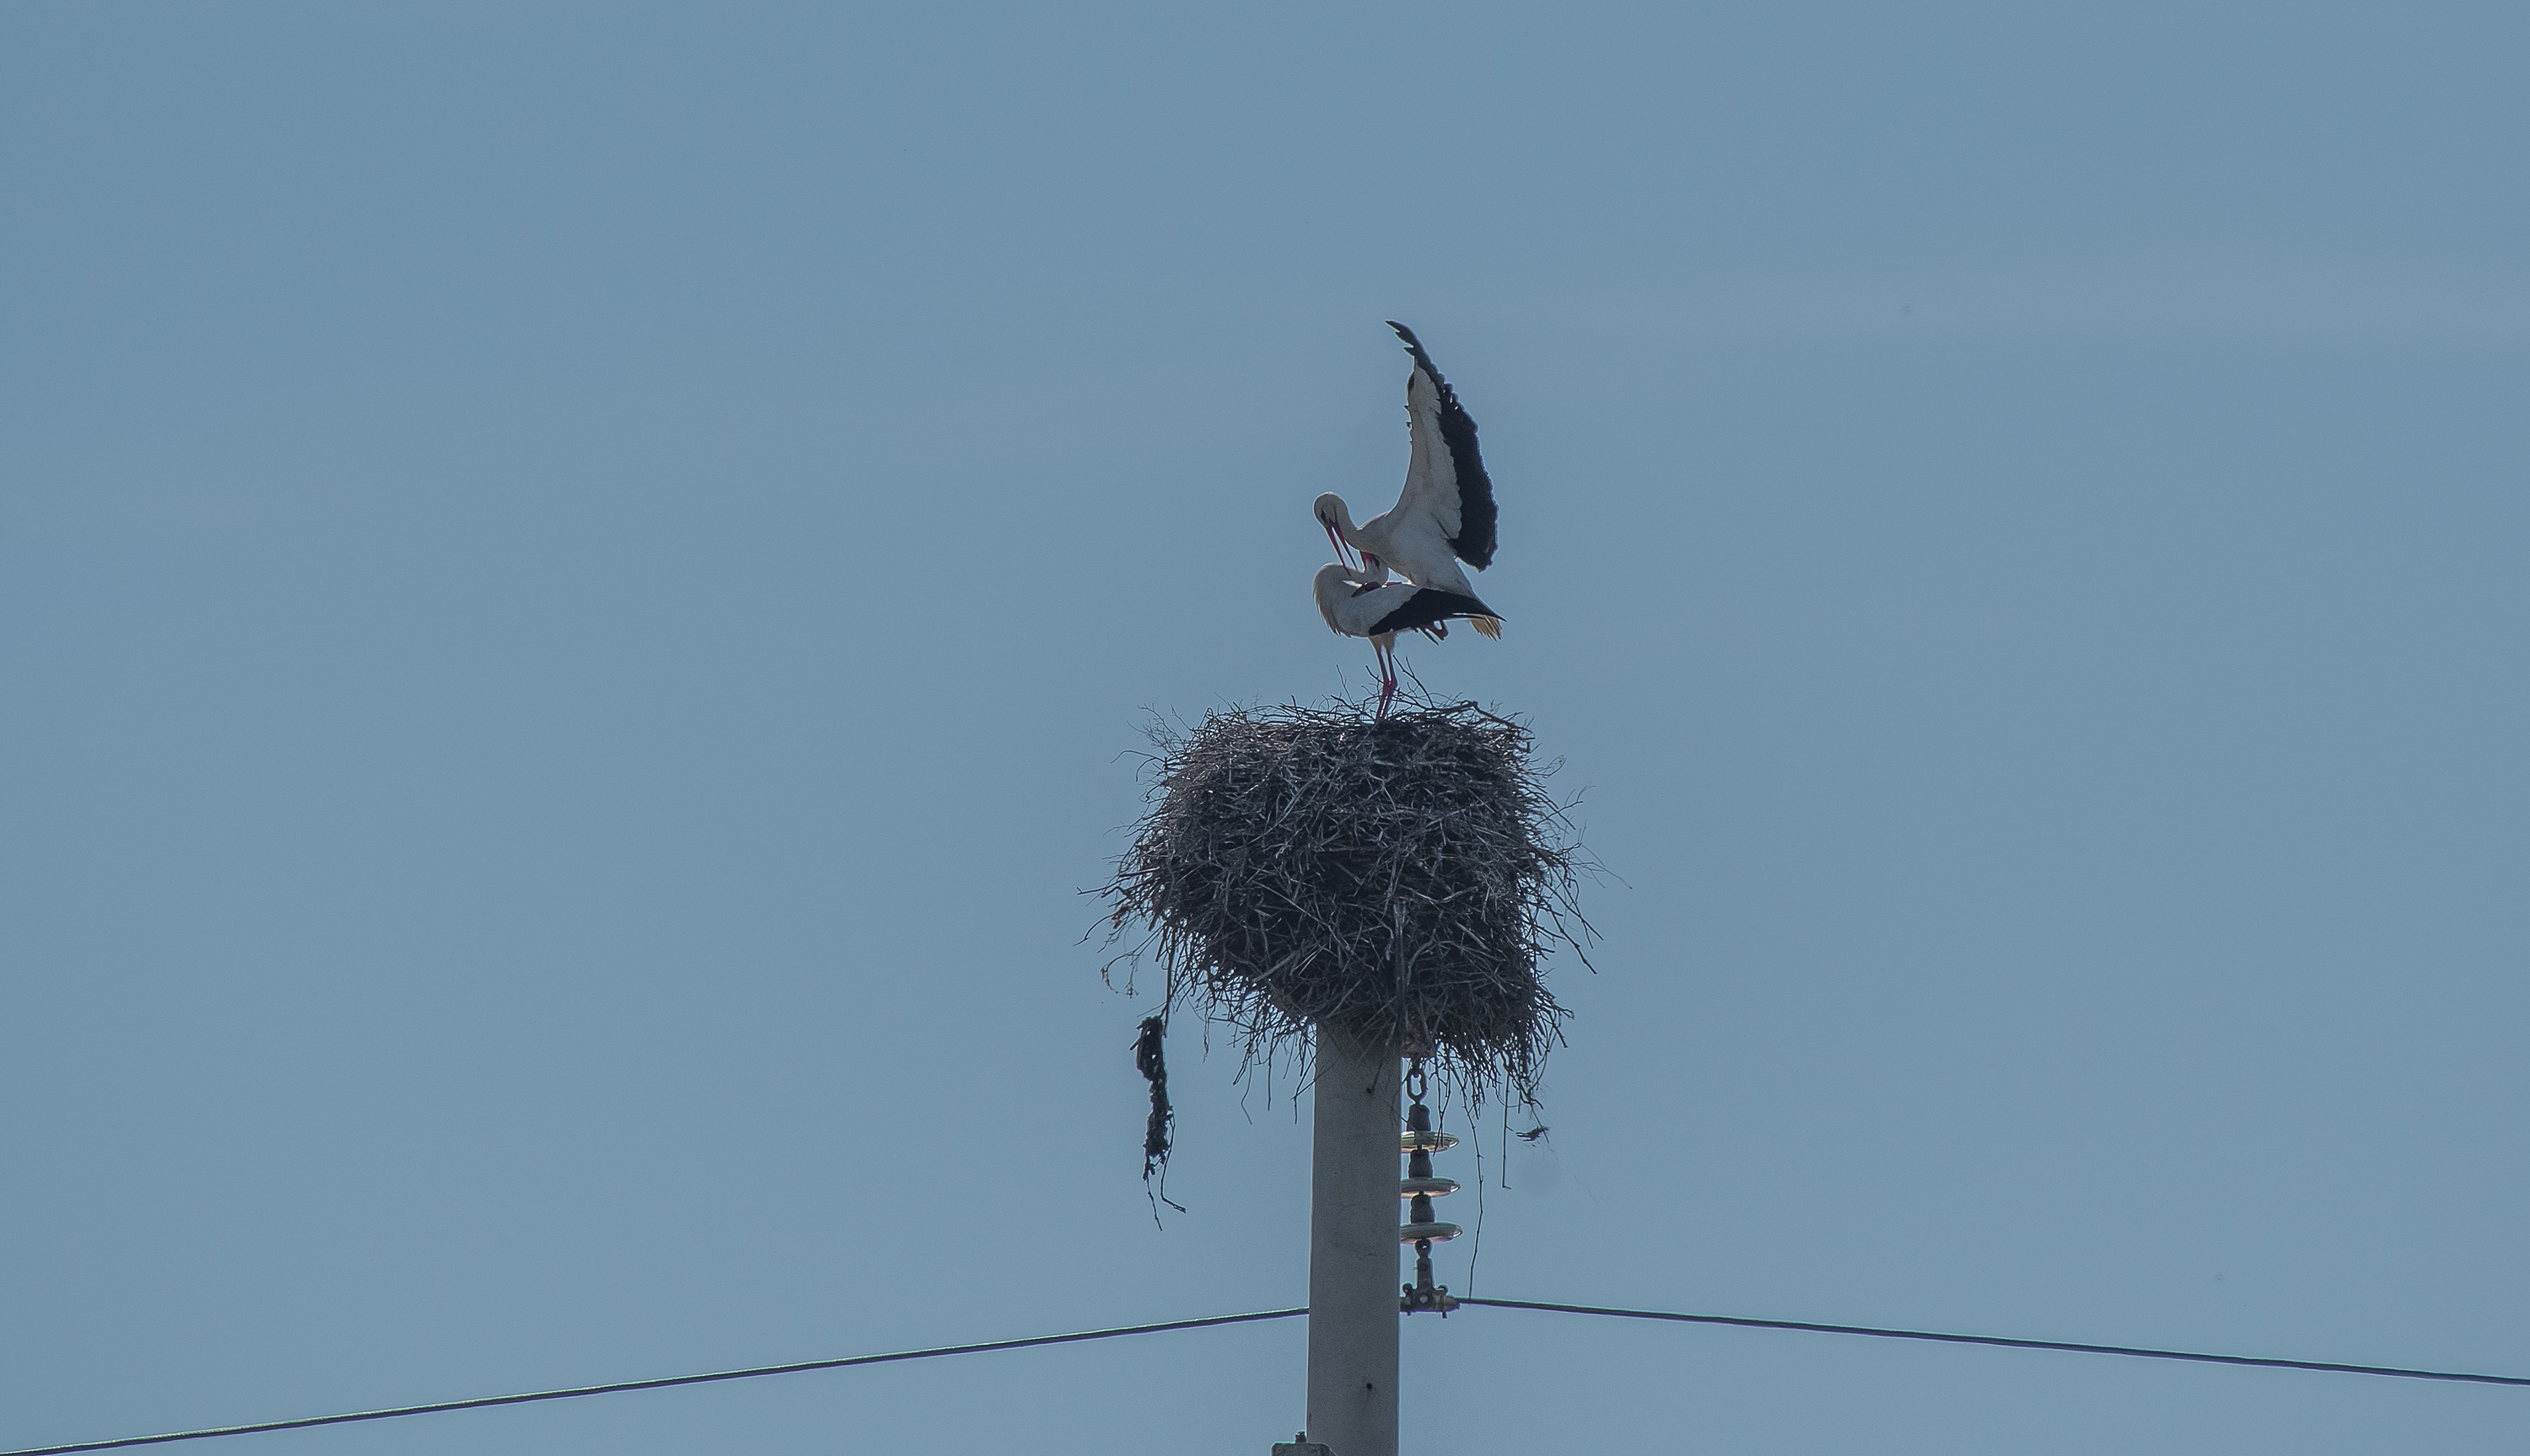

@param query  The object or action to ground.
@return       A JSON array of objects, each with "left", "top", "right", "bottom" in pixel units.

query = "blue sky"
[{"left": 4, "top": 4, "right": 2525, "bottom": 1452}]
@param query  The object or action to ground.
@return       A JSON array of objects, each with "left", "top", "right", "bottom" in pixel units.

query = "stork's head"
[
  {"left": 1312, "top": 493, "right": 1359, "bottom": 568},
  {"left": 1311, "top": 562, "right": 1360, "bottom": 634}
]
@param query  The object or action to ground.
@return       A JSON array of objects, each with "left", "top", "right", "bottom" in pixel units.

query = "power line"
[
  {"left": 0, "top": 1308, "right": 1307, "bottom": 1456},
  {"left": 1461, "top": 1298, "right": 2530, "bottom": 1389},
  {"left": 12, "top": 1297, "right": 2525, "bottom": 1455}
]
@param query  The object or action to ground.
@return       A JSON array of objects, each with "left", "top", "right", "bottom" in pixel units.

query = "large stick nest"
[{"left": 1101, "top": 695, "right": 1593, "bottom": 1105}]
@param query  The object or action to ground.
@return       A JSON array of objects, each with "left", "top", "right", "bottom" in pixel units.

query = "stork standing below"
[
  {"left": 1312, "top": 562, "right": 1504, "bottom": 719},
  {"left": 1314, "top": 322, "right": 1503, "bottom": 640}
]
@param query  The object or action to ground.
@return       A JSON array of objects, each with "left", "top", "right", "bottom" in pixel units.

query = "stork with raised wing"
[
  {"left": 1312, "top": 562, "right": 1504, "bottom": 720},
  {"left": 1314, "top": 322, "right": 1503, "bottom": 640}
]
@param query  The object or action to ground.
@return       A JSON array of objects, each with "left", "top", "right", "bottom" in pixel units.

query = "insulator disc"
[
  {"left": 1400, "top": 1131, "right": 1459, "bottom": 1152},
  {"left": 1397, "top": 1177, "right": 1461, "bottom": 1198},
  {"left": 1397, "top": 1221, "right": 1464, "bottom": 1244}
]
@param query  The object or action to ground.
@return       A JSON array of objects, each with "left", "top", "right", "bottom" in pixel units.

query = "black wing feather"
[
  {"left": 1366, "top": 588, "right": 1501, "bottom": 637},
  {"left": 1386, "top": 320, "right": 1499, "bottom": 570}
]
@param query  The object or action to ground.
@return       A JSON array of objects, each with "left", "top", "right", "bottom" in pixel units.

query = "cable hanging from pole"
[
  {"left": 1457, "top": 1298, "right": 2530, "bottom": 1389},
  {"left": 0, "top": 1309, "right": 1309, "bottom": 1456},
  {"left": 10, "top": 1296, "right": 2526, "bottom": 1455}
]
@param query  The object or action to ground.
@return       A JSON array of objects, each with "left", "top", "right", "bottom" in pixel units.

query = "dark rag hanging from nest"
[{"left": 1133, "top": 1014, "right": 1185, "bottom": 1218}]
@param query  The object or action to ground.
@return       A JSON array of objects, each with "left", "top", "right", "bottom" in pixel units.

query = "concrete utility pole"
[{"left": 1303, "top": 1021, "right": 1400, "bottom": 1456}]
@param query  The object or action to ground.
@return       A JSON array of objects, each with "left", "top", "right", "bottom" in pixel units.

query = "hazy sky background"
[{"left": 5, "top": 4, "right": 2526, "bottom": 1452}]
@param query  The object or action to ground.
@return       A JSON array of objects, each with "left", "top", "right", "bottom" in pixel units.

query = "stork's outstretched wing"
[
  {"left": 1387, "top": 320, "right": 1498, "bottom": 571},
  {"left": 1330, "top": 580, "right": 1502, "bottom": 638}
]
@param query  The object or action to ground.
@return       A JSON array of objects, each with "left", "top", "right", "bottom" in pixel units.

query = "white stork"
[
  {"left": 1314, "top": 321, "right": 1502, "bottom": 640},
  {"left": 1312, "top": 562, "right": 1504, "bottom": 719}
]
